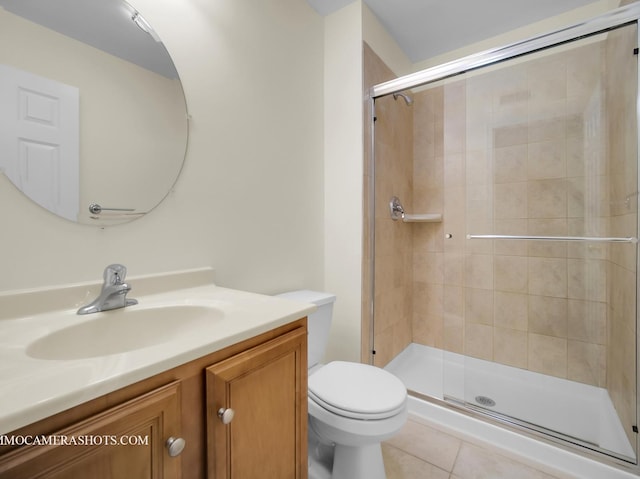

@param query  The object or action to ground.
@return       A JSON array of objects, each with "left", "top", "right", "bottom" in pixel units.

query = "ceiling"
[
  {"left": 307, "top": 0, "right": 603, "bottom": 62},
  {"left": 1, "top": 0, "right": 607, "bottom": 76}
]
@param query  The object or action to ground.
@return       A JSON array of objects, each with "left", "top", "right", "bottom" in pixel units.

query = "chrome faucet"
[{"left": 77, "top": 264, "right": 138, "bottom": 315}]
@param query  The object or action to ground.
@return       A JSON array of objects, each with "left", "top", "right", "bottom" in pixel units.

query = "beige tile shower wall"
[
  {"left": 412, "top": 37, "right": 618, "bottom": 388},
  {"left": 363, "top": 43, "right": 414, "bottom": 367},
  {"left": 604, "top": 24, "right": 638, "bottom": 450},
  {"left": 412, "top": 84, "right": 455, "bottom": 352}
]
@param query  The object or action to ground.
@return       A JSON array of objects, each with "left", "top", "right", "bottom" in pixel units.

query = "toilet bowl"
[
  {"left": 276, "top": 291, "right": 407, "bottom": 479},
  {"left": 308, "top": 361, "right": 407, "bottom": 479}
]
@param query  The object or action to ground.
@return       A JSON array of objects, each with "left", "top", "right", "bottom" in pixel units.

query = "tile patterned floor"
[{"left": 382, "top": 418, "right": 570, "bottom": 479}]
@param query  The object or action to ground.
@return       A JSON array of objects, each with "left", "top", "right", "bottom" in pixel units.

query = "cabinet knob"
[
  {"left": 165, "top": 436, "right": 186, "bottom": 457},
  {"left": 217, "top": 407, "right": 235, "bottom": 424}
]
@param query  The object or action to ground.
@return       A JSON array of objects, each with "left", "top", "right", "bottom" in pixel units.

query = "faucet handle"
[{"left": 103, "top": 264, "right": 127, "bottom": 285}]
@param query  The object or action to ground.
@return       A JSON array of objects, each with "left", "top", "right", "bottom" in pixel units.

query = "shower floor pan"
[{"left": 384, "top": 343, "right": 634, "bottom": 461}]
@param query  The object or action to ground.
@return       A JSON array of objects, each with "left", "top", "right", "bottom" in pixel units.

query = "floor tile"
[
  {"left": 382, "top": 444, "right": 450, "bottom": 479},
  {"left": 385, "top": 419, "right": 462, "bottom": 472},
  {"left": 451, "top": 442, "right": 561, "bottom": 479}
]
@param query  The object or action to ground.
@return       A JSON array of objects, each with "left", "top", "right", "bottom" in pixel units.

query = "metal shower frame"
[{"left": 366, "top": 2, "right": 640, "bottom": 473}]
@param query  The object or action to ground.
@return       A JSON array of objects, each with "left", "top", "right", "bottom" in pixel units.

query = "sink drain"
[{"left": 475, "top": 395, "right": 496, "bottom": 407}]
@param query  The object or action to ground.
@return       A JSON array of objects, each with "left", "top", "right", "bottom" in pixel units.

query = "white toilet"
[{"left": 277, "top": 290, "right": 407, "bottom": 479}]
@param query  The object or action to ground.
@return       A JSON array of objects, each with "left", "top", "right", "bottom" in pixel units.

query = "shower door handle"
[{"left": 466, "top": 234, "right": 638, "bottom": 243}]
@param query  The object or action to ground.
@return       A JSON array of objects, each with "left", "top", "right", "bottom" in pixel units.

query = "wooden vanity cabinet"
[
  {"left": 0, "top": 382, "right": 182, "bottom": 479},
  {"left": 0, "top": 319, "right": 307, "bottom": 479},
  {"left": 206, "top": 326, "right": 307, "bottom": 479}
]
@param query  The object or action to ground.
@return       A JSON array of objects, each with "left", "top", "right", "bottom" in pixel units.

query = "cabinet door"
[
  {"left": 206, "top": 327, "right": 307, "bottom": 479},
  {"left": 0, "top": 382, "right": 183, "bottom": 479}
]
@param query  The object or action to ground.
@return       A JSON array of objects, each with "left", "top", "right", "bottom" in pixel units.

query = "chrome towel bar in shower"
[{"left": 466, "top": 234, "right": 638, "bottom": 244}]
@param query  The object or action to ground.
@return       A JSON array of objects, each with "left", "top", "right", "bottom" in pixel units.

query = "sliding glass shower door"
[
  {"left": 454, "top": 23, "right": 638, "bottom": 462},
  {"left": 371, "top": 9, "right": 639, "bottom": 466}
]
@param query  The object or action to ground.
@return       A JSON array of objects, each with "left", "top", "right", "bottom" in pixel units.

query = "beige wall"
[
  {"left": 323, "top": 2, "right": 364, "bottom": 363},
  {"left": 0, "top": 0, "right": 325, "bottom": 296}
]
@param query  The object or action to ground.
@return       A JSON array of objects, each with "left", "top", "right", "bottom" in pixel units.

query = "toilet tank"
[{"left": 276, "top": 290, "right": 336, "bottom": 369}]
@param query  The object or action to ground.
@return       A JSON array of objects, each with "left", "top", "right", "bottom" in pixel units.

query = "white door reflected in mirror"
[{"left": 0, "top": 64, "right": 79, "bottom": 222}]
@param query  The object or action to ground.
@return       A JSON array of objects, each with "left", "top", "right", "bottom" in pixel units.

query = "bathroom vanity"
[{"left": 0, "top": 268, "right": 312, "bottom": 478}]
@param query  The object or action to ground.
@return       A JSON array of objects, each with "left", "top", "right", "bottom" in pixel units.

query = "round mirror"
[{"left": 0, "top": 0, "right": 188, "bottom": 225}]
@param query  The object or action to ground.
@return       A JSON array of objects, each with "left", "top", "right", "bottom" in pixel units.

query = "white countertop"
[{"left": 0, "top": 268, "right": 315, "bottom": 434}]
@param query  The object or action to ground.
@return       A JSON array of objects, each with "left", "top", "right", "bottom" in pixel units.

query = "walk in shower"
[{"left": 366, "top": 4, "right": 639, "bottom": 471}]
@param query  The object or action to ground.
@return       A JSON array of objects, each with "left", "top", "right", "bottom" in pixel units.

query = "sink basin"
[{"left": 26, "top": 305, "right": 224, "bottom": 360}]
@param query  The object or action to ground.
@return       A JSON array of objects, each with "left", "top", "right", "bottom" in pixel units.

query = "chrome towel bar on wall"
[
  {"left": 466, "top": 234, "right": 638, "bottom": 244},
  {"left": 89, "top": 203, "right": 135, "bottom": 214},
  {"left": 88, "top": 203, "right": 145, "bottom": 220}
]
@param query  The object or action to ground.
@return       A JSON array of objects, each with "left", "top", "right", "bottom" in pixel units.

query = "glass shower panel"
[
  {"left": 372, "top": 80, "right": 450, "bottom": 403},
  {"left": 452, "top": 23, "right": 638, "bottom": 461}
]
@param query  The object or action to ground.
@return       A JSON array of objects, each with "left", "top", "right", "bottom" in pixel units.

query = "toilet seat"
[{"left": 308, "top": 361, "right": 407, "bottom": 420}]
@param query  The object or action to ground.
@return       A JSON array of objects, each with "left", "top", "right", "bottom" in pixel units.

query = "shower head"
[{"left": 393, "top": 92, "right": 413, "bottom": 106}]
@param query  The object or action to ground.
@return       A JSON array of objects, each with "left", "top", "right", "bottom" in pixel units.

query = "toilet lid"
[{"left": 308, "top": 361, "right": 407, "bottom": 420}]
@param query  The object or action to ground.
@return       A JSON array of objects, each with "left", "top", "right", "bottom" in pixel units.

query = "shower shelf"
[
  {"left": 389, "top": 196, "right": 442, "bottom": 223},
  {"left": 401, "top": 213, "right": 442, "bottom": 223}
]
